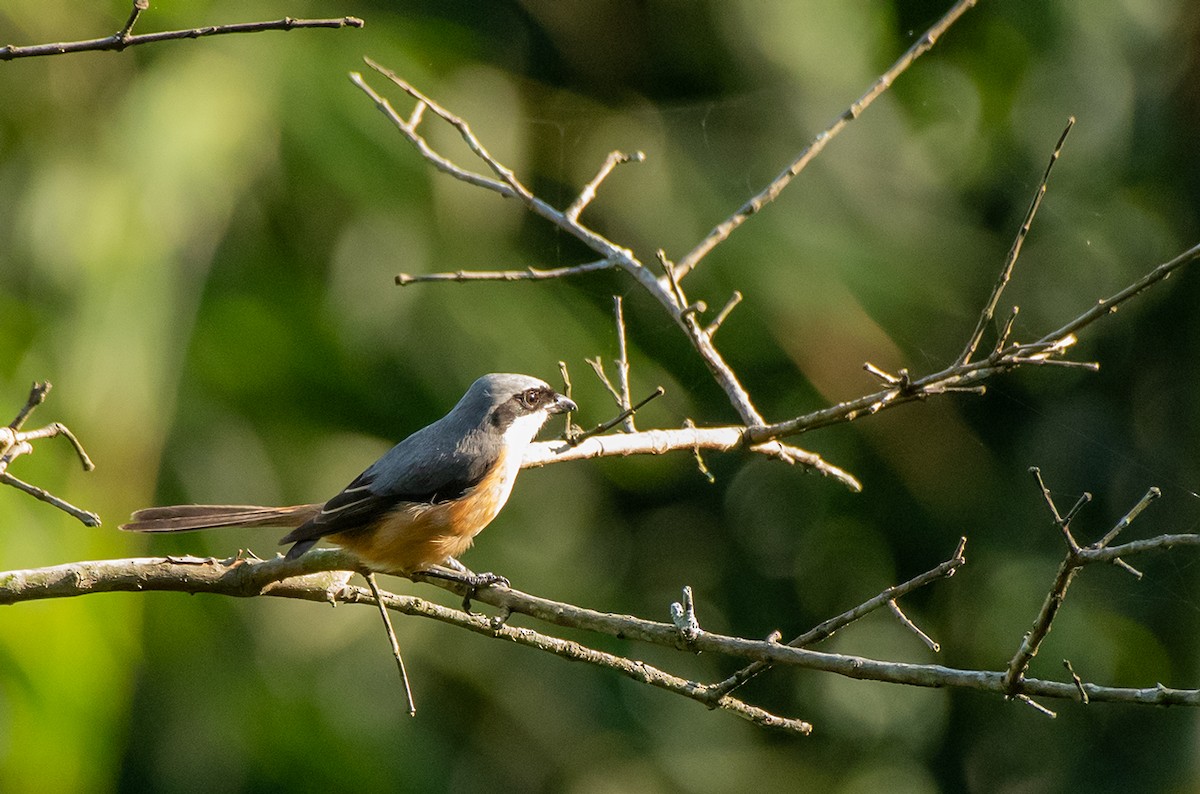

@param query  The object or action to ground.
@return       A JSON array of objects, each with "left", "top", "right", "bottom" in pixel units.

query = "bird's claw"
[{"left": 462, "top": 571, "right": 509, "bottom": 613}]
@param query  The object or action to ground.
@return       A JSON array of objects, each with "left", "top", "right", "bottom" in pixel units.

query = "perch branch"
[
  {"left": 0, "top": 551, "right": 810, "bottom": 734},
  {"left": 3, "top": 547, "right": 1196, "bottom": 718}
]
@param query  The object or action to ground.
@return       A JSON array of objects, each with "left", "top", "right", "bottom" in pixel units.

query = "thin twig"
[
  {"left": 887, "top": 599, "right": 940, "bottom": 652},
  {"left": 1013, "top": 693, "right": 1057, "bottom": 719},
  {"left": 683, "top": 419, "right": 716, "bottom": 484},
  {"left": 568, "top": 388, "right": 665, "bottom": 446},
  {"left": 1002, "top": 554, "right": 1080, "bottom": 695},
  {"left": 585, "top": 358, "right": 623, "bottom": 405},
  {"left": 8, "top": 381, "right": 50, "bottom": 432},
  {"left": 1029, "top": 466, "right": 1077, "bottom": 548},
  {"left": 557, "top": 361, "right": 581, "bottom": 442},
  {"left": 704, "top": 538, "right": 966, "bottom": 700},
  {"left": 118, "top": 0, "right": 151, "bottom": 40},
  {"left": 960, "top": 117, "right": 1074, "bottom": 366},
  {"left": 1063, "top": 659, "right": 1090, "bottom": 704},
  {"left": 363, "top": 58, "right": 534, "bottom": 203},
  {"left": 612, "top": 297, "right": 636, "bottom": 432},
  {"left": 1095, "top": 486, "right": 1161, "bottom": 549},
  {"left": 396, "top": 259, "right": 616, "bottom": 285},
  {"left": 673, "top": 0, "right": 979, "bottom": 277},
  {"left": 565, "top": 151, "right": 645, "bottom": 221},
  {"left": 1, "top": 383, "right": 99, "bottom": 525},
  {"left": 705, "top": 291, "right": 743, "bottom": 338},
  {"left": 1034, "top": 241, "right": 1200, "bottom": 347},
  {"left": 365, "top": 572, "right": 416, "bottom": 716},
  {"left": 993, "top": 306, "right": 1020, "bottom": 355},
  {"left": 0, "top": 473, "right": 101, "bottom": 527},
  {"left": 0, "top": 11, "right": 363, "bottom": 61},
  {"left": 1003, "top": 475, "right": 1166, "bottom": 697}
]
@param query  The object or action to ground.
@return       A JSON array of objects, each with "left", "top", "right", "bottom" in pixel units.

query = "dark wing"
[{"left": 279, "top": 426, "right": 499, "bottom": 553}]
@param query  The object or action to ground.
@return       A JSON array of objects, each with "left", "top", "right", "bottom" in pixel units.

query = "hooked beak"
[{"left": 548, "top": 393, "right": 577, "bottom": 415}]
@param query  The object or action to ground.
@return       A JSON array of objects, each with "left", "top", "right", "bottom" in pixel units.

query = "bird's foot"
[
  {"left": 460, "top": 571, "right": 509, "bottom": 613},
  {"left": 417, "top": 565, "right": 510, "bottom": 613}
]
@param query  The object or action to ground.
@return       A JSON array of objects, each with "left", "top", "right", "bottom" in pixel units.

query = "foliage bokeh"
[{"left": 1, "top": 0, "right": 1199, "bottom": 791}]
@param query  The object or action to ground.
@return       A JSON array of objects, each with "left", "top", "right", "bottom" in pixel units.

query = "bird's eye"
[{"left": 519, "top": 389, "right": 540, "bottom": 409}]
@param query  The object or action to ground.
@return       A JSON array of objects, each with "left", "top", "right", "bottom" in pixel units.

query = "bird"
[{"left": 121, "top": 373, "right": 576, "bottom": 588}]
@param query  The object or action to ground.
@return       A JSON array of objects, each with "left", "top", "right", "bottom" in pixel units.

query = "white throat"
[{"left": 503, "top": 409, "right": 551, "bottom": 450}]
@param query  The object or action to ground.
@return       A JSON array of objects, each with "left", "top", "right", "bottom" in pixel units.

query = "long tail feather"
[{"left": 120, "top": 504, "right": 322, "bottom": 532}]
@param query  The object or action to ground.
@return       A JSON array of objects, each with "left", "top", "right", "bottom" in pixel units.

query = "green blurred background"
[{"left": 2, "top": 0, "right": 1199, "bottom": 791}]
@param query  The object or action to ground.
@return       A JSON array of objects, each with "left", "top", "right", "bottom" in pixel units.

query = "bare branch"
[
  {"left": 704, "top": 537, "right": 966, "bottom": 701},
  {"left": 0, "top": 3, "right": 363, "bottom": 61},
  {"left": 1084, "top": 533, "right": 1200, "bottom": 563},
  {"left": 354, "top": 12, "right": 1199, "bottom": 513},
  {"left": 523, "top": 424, "right": 860, "bottom": 491},
  {"left": 361, "top": 58, "right": 534, "bottom": 203},
  {"left": 556, "top": 361, "right": 581, "bottom": 443},
  {"left": 396, "top": 258, "right": 616, "bottom": 285},
  {"left": 748, "top": 236, "right": 1200, "bottom": 443},
  {"left": 567, "top": 388, "right": 665, "bottom": 447},
  {"left": 353, "top": 60, "right": 774, "bottom": 431},
  {"left": 4, "top": 549, "right": 1195, "bottom": 712},
  {"left": 1013, "top": 694, "right": 1057, "bottom": 719},
  {"left": 1003, "top": 555, "right": 1080, "bottom": 695},
  {"left": 0, "top": 551, "right": 809, "bottom": 734},
  {"left": 673, "top": 0, "right": 979, "bottom": 277},
  {"left": 0, "top": 383, "right": 99, "bottom": 526},
  {"left": 1034, "top": 241, "right": 1200, "bottom": 347},
  {"left": 612, "top": 297, "right": 636, "bottom": 432},
  {"left": 888, "top": 599, "right": 940, "bottom": 653},
  {"left": 565, "top": 151, "right": 645, "bottom": 222},
  {"left": 118, "top": 0, "right": 150, "bottom": 40},
  {"left": 705, "top": 291, "right": 743, "bottom": 338},
  {"left": 0, "top": 473, "right": 101, "bottom": 527},
  {"left": 1095, "top": 486, "right": 1161, "bottom": 549},
  {"left": 1003, "top": 473, "right": 1181, "bottom": 698},
  {"left": 959, "top": 117, "right": 1074, "bottom": 366},
  {"left": 364, "top": 572, "right": 417, "bottom": 717},
  {"left": 1063, "top": 659, "right": 1090, "bottom": 704},
  {"left": 8, "top": 381, "right": 50, "bottom": 432},
  {"left": 1029, "top": 465, "right": 1079, "bottom": 549},
  {"left": 683, "top": 418, "right": 717, "bottom": 484}
]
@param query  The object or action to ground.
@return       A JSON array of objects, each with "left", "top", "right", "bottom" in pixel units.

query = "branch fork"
[
  {"left": 1001, "top": 469, "right": 1182, "bottom": 710},
  {"left": 1, "top": 382, "right": 99, "bottom": 526}
]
